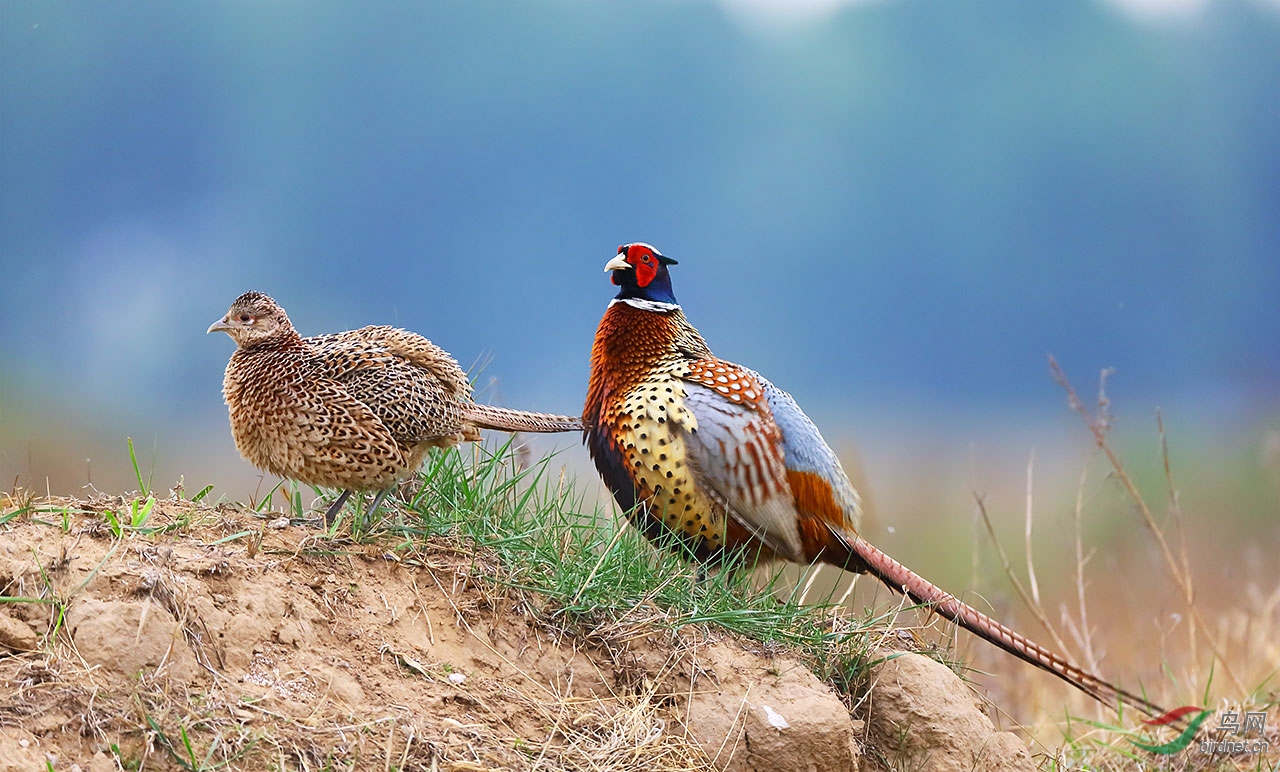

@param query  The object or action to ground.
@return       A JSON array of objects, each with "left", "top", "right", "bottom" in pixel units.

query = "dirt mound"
[{"left": 0, "top": 496, "right": 1030, "bottom": 771}]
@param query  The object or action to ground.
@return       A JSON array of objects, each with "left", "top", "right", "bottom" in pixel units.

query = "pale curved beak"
[
  {"left": 604, "top": 255, "right": 631, "bottom": 273},
  {"left": 207, "top": 318, "right": 233, "bottom": 335}
]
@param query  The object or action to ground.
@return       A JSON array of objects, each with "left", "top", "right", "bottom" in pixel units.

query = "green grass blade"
[
  {"left": 0, "top": 505, "right": 30, "bottom": 526},
  {"left": 127, "top": 436, "right": 148, "bottom": 497}
]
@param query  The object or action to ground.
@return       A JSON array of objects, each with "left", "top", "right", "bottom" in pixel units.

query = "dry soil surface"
[{"left": 0, "top": 495, "right": 1032, "bottom": 771}]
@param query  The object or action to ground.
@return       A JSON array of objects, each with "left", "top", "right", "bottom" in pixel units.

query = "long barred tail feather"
[
  {"left": 462, "top": 403, "right": 583, "bottom": 434},
  {"left": 837, "top": 531, "right": 1166, "bottom": 718}
]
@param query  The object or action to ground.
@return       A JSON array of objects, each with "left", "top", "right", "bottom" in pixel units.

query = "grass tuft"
[{"left": 266, "top": 436, "right": 894, "bottom": 716}]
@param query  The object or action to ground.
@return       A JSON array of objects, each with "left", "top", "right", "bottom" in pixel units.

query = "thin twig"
[
  {"left": 1023, "top": 449, "right": 1042, "bottom": 608},
  {"left": 1157, "top": 409, "right": 1198, "bottom": 670},
  {"left": 971, "top": 490, "right": 1073, "bottom": 659},
  {"left": 797, "top": 564, "right": 824, "bottom": 607},
  {"left": 571, "top": 524, "right": 628, "bottom": 608},
  {"left": 1071, "top": 464, "right": 1099, "bottom": 674},
  {"left": 1049, "top": 355, "right": 1245, "bottom": 693}
]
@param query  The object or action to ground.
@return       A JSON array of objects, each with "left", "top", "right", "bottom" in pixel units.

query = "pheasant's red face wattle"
[
  {"left": 631, "top": 245, "right": 660, "bottom": 287},
  {"left": 611, "top": 244, "right": 660, "bottom": 287}
]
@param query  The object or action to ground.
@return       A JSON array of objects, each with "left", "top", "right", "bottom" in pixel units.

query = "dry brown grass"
[{"left": 948, "top": 361, "right": 1277, "bottom": 769}]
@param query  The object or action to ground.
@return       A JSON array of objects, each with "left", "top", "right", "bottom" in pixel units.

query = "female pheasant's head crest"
[{"left": 604, "top": 242, "right": 679, "bottom": 308}]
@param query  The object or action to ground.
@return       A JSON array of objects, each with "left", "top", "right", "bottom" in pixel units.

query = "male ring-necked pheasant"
[
  {"left": 584, "top": 242, "right": 1163, "bottom": 716},
  {"left": 210, "top": 291, "right": 581, "bottom": 524}
]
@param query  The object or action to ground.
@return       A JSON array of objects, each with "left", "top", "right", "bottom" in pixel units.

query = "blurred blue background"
[
  {"left": 5, "top": 0, "right": 1279, "bottom": 719},
  {"left": 1, "top": 0, "right": 1278, "bottom": 507}
]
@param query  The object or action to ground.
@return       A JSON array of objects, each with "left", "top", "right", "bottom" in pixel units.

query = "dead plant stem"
[{"left": 1049, "top": 356, "right": 1244, "bottom": 693}]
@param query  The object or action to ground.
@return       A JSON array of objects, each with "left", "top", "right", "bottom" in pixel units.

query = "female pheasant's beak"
[
  {"left": 604, "top": 255, "right": 631, "bottom": 273},
  {"left": 207, "top": 318, "right": 234, "bottom": 335}
]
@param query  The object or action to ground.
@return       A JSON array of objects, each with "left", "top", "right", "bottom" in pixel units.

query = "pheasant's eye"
[
  {"left": 239, "top": 314, "right": 253, "bottom": 323},
  {"left": 641, "top": 254, "right": 652, "bottom": 263}
]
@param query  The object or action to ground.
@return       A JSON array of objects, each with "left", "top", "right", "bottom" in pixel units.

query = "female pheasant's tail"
[
  {"left": 834, "top": 531, "right": 1166, "bottom": 718},
  {"left": 462, "top": 403, "right": 583, "bottom": 434}
]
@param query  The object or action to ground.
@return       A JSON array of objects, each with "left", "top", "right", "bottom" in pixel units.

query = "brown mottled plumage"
[{"left": 208, "top": 291, "right": 580, "bottom": 523}]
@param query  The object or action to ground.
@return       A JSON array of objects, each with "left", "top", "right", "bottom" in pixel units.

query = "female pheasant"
[
  {"left": 210, "top": 291, "right": 581, "bottom": 524},
  {"left": 584, "top": 243, "right": 1163, "bottom": 716}
]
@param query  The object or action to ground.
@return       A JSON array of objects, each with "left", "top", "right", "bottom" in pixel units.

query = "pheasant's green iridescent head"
[
  {"left": 605, "top": 242, "right": 679, "bottom": 307},
  {"left": 207, "top": 291, "right": 294, "bottom": 347}
]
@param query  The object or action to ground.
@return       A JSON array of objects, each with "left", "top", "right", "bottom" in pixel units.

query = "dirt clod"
[
  {"left": 865, "top": 650, "right": 1034, "bottom": 772},
  {"left": 0, "top": 613, "right": 39, "bottom": 652},
  {"left": 683, "top": 642, "right": 861, "bottom": 771}
]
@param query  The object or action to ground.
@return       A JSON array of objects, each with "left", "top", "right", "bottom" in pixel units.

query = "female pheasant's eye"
[{"left": 239, "top": 314, "right": 253, "bottom": 323}]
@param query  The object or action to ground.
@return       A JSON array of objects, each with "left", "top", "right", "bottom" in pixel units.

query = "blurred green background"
[{"left": 1, "top": 0, "right": 1277, "bottom": 538}]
